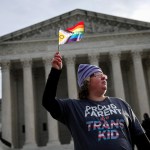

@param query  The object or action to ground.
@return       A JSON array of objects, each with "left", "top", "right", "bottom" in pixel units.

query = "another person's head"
[
  {"left": 77, "top": 64, "right": 108, "bottom": 99},
  {"left": 144, "top": 113, "right": 149, "bottom": 120}
]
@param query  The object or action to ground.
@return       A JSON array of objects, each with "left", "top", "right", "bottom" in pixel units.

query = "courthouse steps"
[{"left": 0, "top": 142, "right": 74, "bottom": 150}]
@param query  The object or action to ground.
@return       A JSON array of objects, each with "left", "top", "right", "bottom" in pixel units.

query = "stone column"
[
  {"left": 110, "top": 52, "right": 125, "bottom": 100},
  {"left": 22, "top": 59, "right": 37, "bottom": 148},
  {"left": 132, "top": 51, "right": 150, "bottom": 119},
  {"left": 145, "top": 59, "right": 150, "bottom": 99},
  {"left": 88, "top": 53, "right": 99, "bottom": 66},
  {"left": 1, "top": 60, "right": 13, "bottom": 147},
  {"left": 43, "top": 57, "right": 60, "bottom": 146},
  {"left": 65, "top": 56, "right": 78, "bottom": 99},
  {"left": 43, "top": 57, "right": 52, "bottom": 80},
  {"left": 65, "top": 56, "right": 77, "bottom": 144}
]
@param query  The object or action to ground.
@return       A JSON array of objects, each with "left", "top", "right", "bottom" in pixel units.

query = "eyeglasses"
[{"left": 90, "top": 72, "right": 108, "bottom": 79}]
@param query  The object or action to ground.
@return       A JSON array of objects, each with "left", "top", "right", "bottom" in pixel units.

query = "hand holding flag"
[{"left": 51, "top": 52, "right": 63, "bottom": 70}]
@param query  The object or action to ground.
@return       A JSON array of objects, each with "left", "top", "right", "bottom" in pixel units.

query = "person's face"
[{"left": 88, "top": 72, "right": 108, "bottom": 95}]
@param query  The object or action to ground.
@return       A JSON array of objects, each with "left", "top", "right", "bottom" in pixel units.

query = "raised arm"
[{"left": 42, "top": 52, "right": 63, "bottom": 119}]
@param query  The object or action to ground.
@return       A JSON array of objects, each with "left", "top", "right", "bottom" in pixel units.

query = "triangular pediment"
[{"left": 1, "top": 9, "right": 150, "bottom": 42}]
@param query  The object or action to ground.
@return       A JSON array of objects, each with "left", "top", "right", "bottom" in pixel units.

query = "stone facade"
[{"left": 0, "top": 9, "right": 150, "bottom": 150}]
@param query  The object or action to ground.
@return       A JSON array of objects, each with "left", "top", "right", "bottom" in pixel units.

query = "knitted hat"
[{"left": 77, "top": 64, "right": 102, "bottom": 87}]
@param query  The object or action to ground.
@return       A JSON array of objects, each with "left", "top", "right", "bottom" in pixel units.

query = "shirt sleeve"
[
  {"left": 42, "top": 67, "right": 62, "bottom": 119},
  {"left": 120, "top": 100, "right": 150, "bottom": 148},
  {"left": 129, "top": 107, "right": 145, "bottom": 136},
  {"left": 126, "top": 103, "right": 150, "bottom": 148}
]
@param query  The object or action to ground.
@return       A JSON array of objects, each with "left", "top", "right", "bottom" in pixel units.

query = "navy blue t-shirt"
[
  {"left": 54, "top": 97, "right": 145, "bottom": 150},
  {"left": 42, "top": 68, "right": 149, "bottom": 149}
]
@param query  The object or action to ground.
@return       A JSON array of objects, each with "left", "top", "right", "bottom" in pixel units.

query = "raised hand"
[{"left": 51, "top": 52, "right": 63, "bottom": 70}]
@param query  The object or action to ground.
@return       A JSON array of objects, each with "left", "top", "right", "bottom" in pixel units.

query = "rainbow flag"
[{"left": 59, "top": 21, "right": 84, "bottom": 45}]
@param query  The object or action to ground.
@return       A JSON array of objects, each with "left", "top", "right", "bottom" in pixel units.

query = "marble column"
[
  {"left": 43, "top": 57, "right": 60, "bottom": 146},
  {"left": 132, "top": 51, "right": 150, "bottom": 119},
  {"left": 88, "top": 53, "right": 99, "bottom": 66},
  {"left": 43, "top": 57, "right": 52, "bottom": 80},
  {"left": 110, "top": 52, "right": 125, "bottom": 100},
  {"left": 65, "top": 56, "right": 77, "bottom": 144},
  {"left": 1, "top": 60, "right": 13, "bottom": 147},
  {"left": 22, "top": 59, "right": 37, "bottom": 148},
  {"left": 145, "top": 59, "right": 150, "bottom": 100},
  {"left": 65, "top": 56, "right": 78, "bottom": 99}
]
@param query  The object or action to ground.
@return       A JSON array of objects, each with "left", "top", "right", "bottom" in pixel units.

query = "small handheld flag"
[
  {"left": 58, "top": 21, "right": 84, "bottom": 51},
  {"left": 59, "top": 29, "right": 73, "bottom": 45}
]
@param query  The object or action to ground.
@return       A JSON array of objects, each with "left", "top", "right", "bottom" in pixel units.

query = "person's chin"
[
  {"left": 101, "top": 88, "right": 107, "bottom": 93},
  {"left": 102, "top": 85, "right": 107, "bottom": 90}
]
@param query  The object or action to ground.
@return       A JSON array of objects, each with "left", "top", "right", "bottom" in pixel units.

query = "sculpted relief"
[{"left": 5, "top": 13, "right": 150, "bottom": 41}]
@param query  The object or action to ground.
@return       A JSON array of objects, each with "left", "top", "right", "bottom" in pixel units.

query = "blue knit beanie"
[{"left": 77, "top": 64, "right": 102, "bottom": 87}]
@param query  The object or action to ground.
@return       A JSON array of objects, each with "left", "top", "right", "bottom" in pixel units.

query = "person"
[
  {"left": 142, "top": 113, "right": 150, "bottom": 140},
  {"left": 42, "top": 52, "right": 150, "bottom": 150}
]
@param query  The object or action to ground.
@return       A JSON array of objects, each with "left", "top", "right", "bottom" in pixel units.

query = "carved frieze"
[
  {"left": 2, "top": 9, "right": 150, "bottom": 42},
  {"left": 20, "top": 17, "right": 149, "bottom": 41}
]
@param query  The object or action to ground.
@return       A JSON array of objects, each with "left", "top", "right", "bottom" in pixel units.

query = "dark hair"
[
  {"left": 78, "top": 80, "right": 89, "bottom": 99},
  {"left": 144, "top": 113, "right": 149, "bottom": 120}
]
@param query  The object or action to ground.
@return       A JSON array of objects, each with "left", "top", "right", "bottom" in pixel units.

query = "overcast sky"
[
  {"left": 1, "top": 0, "right": 150, "bottom": 36},
  {"left": 0, "top": 0, "right": 150, "bottom": 98}
]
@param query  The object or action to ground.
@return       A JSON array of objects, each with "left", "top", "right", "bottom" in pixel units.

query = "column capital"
[
  {"left": 109, "top": 52, "right": 121, "bottom": 60},
  {"left": 42, "top": 57, "right": 53, "bottom": 66},
  {"left": 64, "top": 55, "right": 76, "bottom": 65},
  {"left": 131, "top": 50, "right": 142, "bottom": 59},
  {"left": 1, "top": 60, "right": 11, "bottom": 71},
  {"left": 21, "top": 58, "right": 32, "bottom": 68},
  {"left": 131, "top": 51, "right": 143, "bottom": 65},
  {"left": 88, "top": 53, "right": 99, "bottom": 62}
]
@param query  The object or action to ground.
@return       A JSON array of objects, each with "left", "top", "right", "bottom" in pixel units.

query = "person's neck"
[{"left": 88, "top": 95, "right": 106, "bottom": 101}]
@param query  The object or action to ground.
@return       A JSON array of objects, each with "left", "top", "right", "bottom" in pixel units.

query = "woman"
[{"left": 42, "top": 52, "right": 150, "bottom": 150}]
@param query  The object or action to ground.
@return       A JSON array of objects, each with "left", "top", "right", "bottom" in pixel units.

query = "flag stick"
[
  {"left": 58, "top": 44, "right": 60, "bottom": 52},
  {"left": 58, "top": 28, "right": 60, "bottom": 52}
]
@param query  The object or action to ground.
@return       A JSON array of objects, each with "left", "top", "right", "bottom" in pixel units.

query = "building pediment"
[{"left": 1, "top": 9, "right": 150, "bottom": 43}]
